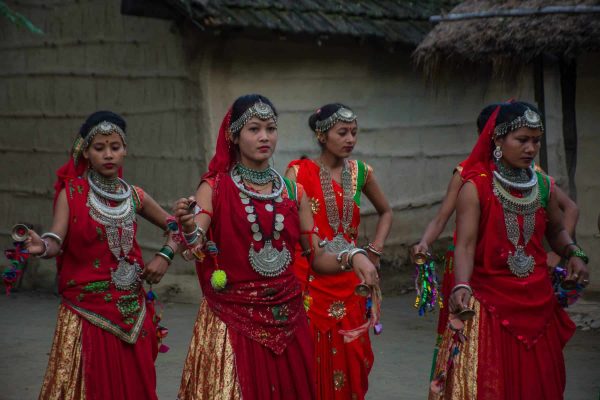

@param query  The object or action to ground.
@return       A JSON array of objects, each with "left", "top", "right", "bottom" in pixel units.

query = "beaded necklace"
[
  {"left": 492, "top": 165, "right": 540, "bottom": 278},
  {"left": 87, "top": 170, "right": 141, "bottom": 290}
]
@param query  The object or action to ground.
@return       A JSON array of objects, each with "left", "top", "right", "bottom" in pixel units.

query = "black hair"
[
  {"left": 308, "top": 103, "right": 353, "bottom": 133},
  {"left": 230, "top": 94, "right": 277, "bottom": 137},
  {"left": 476, "top": 101, "right": 542, "bottom": 133},
  {"left": 79, "top": 111, "right": 126, "bottom": 138}
]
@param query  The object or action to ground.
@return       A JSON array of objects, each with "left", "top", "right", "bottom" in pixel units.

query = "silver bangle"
[
  {"left": 41, "top": 232, "right": 63, "bottom": 247},
  {"left": 348, "top": 248, "right": 368, "bottom": 269},
  {"left": 36, "top": 238, "right": 49, "bottom": 258},
  {"left": 155, "top": 251, "right": 172, "bottom": 265},
  {"left": 451, "top": 283, "right": 473, "bottom": 295},
  {"left": 366, "top": 244, "right": 382, "bottom": 257},
  {"left": 337, "top": 249, "right": 351, "bottom": 271}
]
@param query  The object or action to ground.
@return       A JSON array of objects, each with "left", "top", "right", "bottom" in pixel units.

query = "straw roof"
[{"left": 413, "top": 0, "right": 600, "bottom": 74}]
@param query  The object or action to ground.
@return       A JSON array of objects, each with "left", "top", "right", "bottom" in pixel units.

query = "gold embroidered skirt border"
[
  {"left": 39, "top": 304, "right": 86, "bottom": 400},
  {"left": 178, "top": 300, "right": 241, "bottom": 400}
]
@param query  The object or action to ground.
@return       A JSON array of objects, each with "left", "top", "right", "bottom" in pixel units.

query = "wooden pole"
[
  {"left": 560, "top": 57, "right": 578, "bottom": 200},
  {"left": 534, "top": 57, "right": 548, "bottom": 173}
]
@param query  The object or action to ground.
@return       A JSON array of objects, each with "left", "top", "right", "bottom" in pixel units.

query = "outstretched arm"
[
  {"left": 23, "top": 188, "right": 69, "bottom": 258},
  {"left": 413, "top": 171, "right": 462, "bottom": 258},
  {"left": 449, "top": 181, "right": 479, "bottom": 313}
]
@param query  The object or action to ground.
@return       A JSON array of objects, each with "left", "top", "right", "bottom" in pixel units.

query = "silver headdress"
[
  {"left": 314, "top": 107, "right": 357, "bottom": 133},
  {"left": 494, "top": 108, "right": 544, "bottom": 138},
  {"left": 229, "top": 101, "right": 277, "bottom": 135},
  {"left": 83, "top": 121, "right": 127, "bottom": 148}
]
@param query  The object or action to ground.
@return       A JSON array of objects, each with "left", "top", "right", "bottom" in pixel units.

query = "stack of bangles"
[
  {"left": 565, "top": 243, "right": 589, "bottom": 264},
  {"left": 451, "top": 282, "right": 472, "bottom": 296},
  {"left": 36, "top": 232, "right": 64, "bottom": 259},
  {"left": 182, "top": 224, "right": 207, "bottom": 247},
  {"left": 155, "top": 245, "right": 175, "bottom": 265},
  {"left": 337, "top": 247, "right": 368, "bottom": 272},
  {"left": 365, "top": 242, "right": 383, "bottom": 257}
]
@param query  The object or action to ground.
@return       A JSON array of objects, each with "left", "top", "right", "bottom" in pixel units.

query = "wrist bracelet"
[
  {"left": 41, "top": 232, "right": 63, "bottom": 247},
  {"left": 36, "top": 238, "right": 50, "bottom": 258},
  {"left": 567, "top": 247, "right": 589, "bottom": 264},
  {"left": 348, "top": 248, "right": 368, "bottom": 269},
  {"left": 159, "top": 245, "right": 175, "bottom": 261},
  {"left": 155, "top": 251, "right": 172, "bottom": 265},
  {"left": 451, "top": 283, "right": 473, "bottom": 295},
  {"left": 366, "top": 243, "right": 383, "bottom": 257},
  {"left": 337, "top": 250, "right": 351, "bottom": 271},
  {"left": 562, "top": 242, "right": 578, "bottom": 258}
]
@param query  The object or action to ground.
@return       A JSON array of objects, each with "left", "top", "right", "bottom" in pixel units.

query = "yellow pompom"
[
  {"left": 211, "top": 270, "right": 227, "bottom": 291},
  {"left": 303, "top": 294, "right": 313, "bottom": 312}
]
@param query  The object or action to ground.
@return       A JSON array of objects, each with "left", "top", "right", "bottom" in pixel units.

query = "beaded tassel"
[
  {"left": 2, "top": 243, "right": 30, "bottom": 296},
  {"left": 414, "top": 257, "right": 441, "bottom": 316}
]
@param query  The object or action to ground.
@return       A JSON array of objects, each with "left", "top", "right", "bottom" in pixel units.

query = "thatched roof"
[
  {"left": 123, "top": 0, "right": 459, "bottom": 46},
  {"left": 414, "top": 0, "right": 600, "bottom": 74}
]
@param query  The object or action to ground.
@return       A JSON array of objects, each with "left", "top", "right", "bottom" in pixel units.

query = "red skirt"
[{"left": 430, "top": 297, "right": 574, "bottom": 400}]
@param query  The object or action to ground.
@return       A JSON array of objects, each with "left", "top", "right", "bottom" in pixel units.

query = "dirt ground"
[{"left": 1, "top": 291, "right": 599, "bottom": 400}]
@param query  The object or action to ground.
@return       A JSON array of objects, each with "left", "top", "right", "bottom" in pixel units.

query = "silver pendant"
[
  {"left": 274, "top": 222, "right": 284, "bottom": 232},
  {"left": 275, "top": 197, "right": 283, "bottom": 203},
  {"left": 275, "top": 214, "right": 284, "bottom": 222},
  {"left": 253, "top": 232, "right": 263, "bottom": 241},
  {"left": 507, "top": 246, "right": 535, "bottom": 278},
  {"left": 273, "top": 231, "right": 281, "bottom": 240},
  {"left": 248, "top": 240, "right": 291, "bottom": 277},
  {"left": 324, "top": 234, "right": 353, "bottom": 253},
  {"left": 265, "top": 204, "right": 274, "bottom": 212},
  {"left": 111, "top": 260, "right": 142, "bottom": 291},
  {"left": 251, "top": 223, "right": 260, "bottom": 233},
  {"left": 247, "top": 214, "right": 256, "bottom": 222}
]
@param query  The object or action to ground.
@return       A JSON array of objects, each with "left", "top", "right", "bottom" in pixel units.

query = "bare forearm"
[
  {"left": 453, "top": 244, "right": 474, "bottom": 284},
  {"left": 371, "top": 209, "right": 392, "bottom": 249}
]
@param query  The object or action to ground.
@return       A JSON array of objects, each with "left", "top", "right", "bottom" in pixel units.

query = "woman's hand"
[
  {"left": 23, "top": 230, "right": 46, "bottom": 256},
  {"left": 141, "top": 256, "right": 170, "bottom": 285},
  {"left": 411, "top": 242, "right": 429, "bottom": 263},
  {"left": 566, "top": 256, "right": 590, "bottom": 287},
  {"left": 172, "top": 196, "right": 197, "bottom": 233},
  {"left": 351, "top": 254, "right": 379, "bottom": 286},
  {"left": 449, "top": 287, "right": 472, "bottom": 314}
]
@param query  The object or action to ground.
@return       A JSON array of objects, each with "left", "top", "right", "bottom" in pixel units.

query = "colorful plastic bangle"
[{"left": 567, "top": 247, "right": 589, "bottom": 264}]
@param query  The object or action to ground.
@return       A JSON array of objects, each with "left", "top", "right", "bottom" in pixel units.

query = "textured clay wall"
[{"left": 0, "top": 1, "right": 204, "bottom": 300}]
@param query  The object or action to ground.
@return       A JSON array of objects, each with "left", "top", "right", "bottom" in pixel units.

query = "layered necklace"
[
  {"left": 230, "top": 164, "right": 291, "bottom": 277},
  {"left": 319, "top": 160, "right": 355, "bottom": 253},
  {"left": 492, "top": 162, "right": 540, "bottom": 278},
  {"left": 87, "top": 169, "right": 141, "bottom": 291}
]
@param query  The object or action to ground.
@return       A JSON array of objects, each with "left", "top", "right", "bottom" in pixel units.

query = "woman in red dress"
[
  {"left": 24, "top": 111, "right": 178, "bottom": 400},
  {"left": 429, "top": 101, "right": 590, "bottom": 399},
  {"left": 285, "top": 103, "right": 393, "bottom": 400},
  {"left": 414, "top": 108, "right": 579, "bottom": 379},
  {"left": 173, "top": 95, "right": 379, "bottom": 400}
]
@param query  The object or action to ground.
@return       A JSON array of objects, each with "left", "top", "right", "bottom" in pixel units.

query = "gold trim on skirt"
[
  {"left": 39, "top": 304, "right": 85, "bottom": 400},
  {"left": 429, "top": 297, "right": 480, "bottom": 400},
  {"left": 178, "top": 300, "right": 241, "bottom": 400}
]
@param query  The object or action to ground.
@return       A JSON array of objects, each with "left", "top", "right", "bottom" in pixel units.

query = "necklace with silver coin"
[
  {"left": 492, "top": 168, "right": 540, "bottom": 278},
  {"left": 87, "top": 172, "right": 140, "bottom": 291},
  {"left": 238, "top": 183, "right": 291, "bottom": 277}
]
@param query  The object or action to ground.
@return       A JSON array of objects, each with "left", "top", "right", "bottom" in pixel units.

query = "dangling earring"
[{"left": 493, "top": 145, "right": 503, "bottom": 161}]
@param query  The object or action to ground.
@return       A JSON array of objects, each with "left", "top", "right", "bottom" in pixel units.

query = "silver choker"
[{"left": 492, "top": 165, "right": 538, "bottom": 191}]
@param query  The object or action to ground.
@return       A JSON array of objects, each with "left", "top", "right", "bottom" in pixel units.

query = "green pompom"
[{"left": 211, "top": 269, "right": 227, "bottom": 291}]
